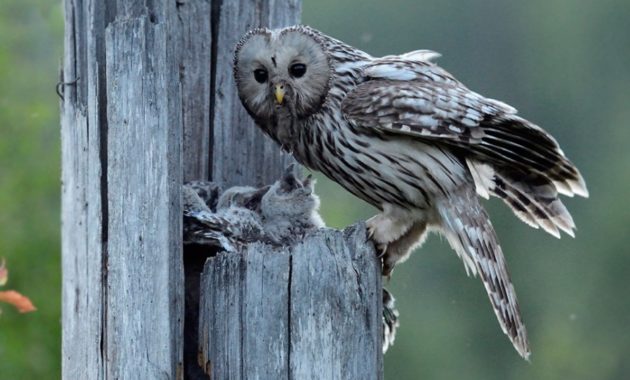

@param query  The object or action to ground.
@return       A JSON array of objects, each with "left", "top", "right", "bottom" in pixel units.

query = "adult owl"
[{"left": 233, "top": 25, "right": 588, "bottom": 359}]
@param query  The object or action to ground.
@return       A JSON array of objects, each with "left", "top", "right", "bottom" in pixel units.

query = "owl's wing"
[
  {"left": 342, "top": 61, "right": 587, "bottom": 236},
  {"left": 342, "top": 77, "right": 516, "bottom": 143},
  {"left": 345, "top": 59, "right": 584, "bottom": 181}
]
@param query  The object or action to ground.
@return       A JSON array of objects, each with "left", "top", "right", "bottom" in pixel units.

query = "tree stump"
[{"left": 198, "top": 224, "right": 383, "bottom": 380}]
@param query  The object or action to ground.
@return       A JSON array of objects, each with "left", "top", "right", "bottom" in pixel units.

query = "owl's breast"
[{"left": 292, "top": 113, "right": 471, "bottom": 211}]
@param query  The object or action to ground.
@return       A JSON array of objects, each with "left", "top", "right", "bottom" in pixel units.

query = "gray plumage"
[
  {"left": 233, "top": 25, "right": 589, "bottom": 359},
  {"left": 183, "top": 184, "right": 265, "bottom": 251},
  {"left": 186, "top": 180, "right": 222, "bottom": 210},
  {"left": 260, "top": 166, "right": 325, "bottom": 243},
  {"left": 184, "top": 165, "right": 323, "bottom": 248}
]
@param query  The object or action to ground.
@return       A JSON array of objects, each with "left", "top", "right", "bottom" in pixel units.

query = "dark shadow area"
[{"left": 184, "top": 244, "right": 216, "bottom": 380}]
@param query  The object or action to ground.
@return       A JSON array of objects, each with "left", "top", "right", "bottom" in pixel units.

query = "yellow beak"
[{"left": 274, "top": 84, "right": 285, "bottom": 105}]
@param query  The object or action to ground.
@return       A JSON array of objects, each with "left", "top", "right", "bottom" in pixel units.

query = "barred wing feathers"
[
  {"left": 341, "top": 58, "right": 587, "bottom": 237},
  {"left": 468, "top": 160, "right": 576, "bottom": 238}
]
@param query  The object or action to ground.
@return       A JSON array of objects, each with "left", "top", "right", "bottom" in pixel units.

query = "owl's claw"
[
  {"left": 382, "top": 261, "right": 394, "bottom": 279},
  {"left": 366, "top": 225, "right": 375, "bottom": 242},
  {"left": 366, "top": 224, "right": 387, "bottom": 257},
  {"left": 376, "top": 243, "right": 388, "bottom": 259}
]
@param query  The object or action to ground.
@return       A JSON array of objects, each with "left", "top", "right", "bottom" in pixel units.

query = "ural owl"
[{"left": 233, "top": 25, "right": 588, "bottom": 358}]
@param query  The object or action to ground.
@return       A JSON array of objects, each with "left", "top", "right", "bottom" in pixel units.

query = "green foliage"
[
  {"left": 2, "top": 0, "right": 629, "bottom": 378},
  {"left": 0, "top": 1, "right": 63, "bottom": 378}
]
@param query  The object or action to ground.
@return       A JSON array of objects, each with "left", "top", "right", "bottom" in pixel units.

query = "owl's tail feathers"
[
  {"left": 467, "top": 159, "right": 576, "bottom": 238},
  {"left": 436, "top": 186, "right": 531, "bottom": 360}
]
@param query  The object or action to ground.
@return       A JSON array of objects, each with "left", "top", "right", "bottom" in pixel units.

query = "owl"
[{"left": 233, "top": 25, "right": 588, "bottom": 359}]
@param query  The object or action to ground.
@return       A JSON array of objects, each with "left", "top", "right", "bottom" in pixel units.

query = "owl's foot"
[
  {"left": 366, "top": 221, "right": 386, "bottom": 257},
  {"left": 374, "top": 242, "right": 388, "bottom": 259},
  {"left": 382, "top": 287, "right": 400, "bottom": 353},
  {"left": 368, "top": 218, "right": 428, "bottom": 277},
  {"left": 382, "top": 259, "right": 395, "bottom": 278},
  {"left": 366, "top": 213, "right": 413, "bottom": 276},
  {"left": 366, "top": 213, "right": 410, "bottom": 246}
]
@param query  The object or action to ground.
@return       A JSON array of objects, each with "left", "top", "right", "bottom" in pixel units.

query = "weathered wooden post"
[
  {"left": 198, "top": 227, "right": 383, "bottom": 379},
  {"left": 61, "top": 1, "right": 382, "bottom": 378},
  {"left": 61, "top": 1, "right": 185, "bottom": 378}
]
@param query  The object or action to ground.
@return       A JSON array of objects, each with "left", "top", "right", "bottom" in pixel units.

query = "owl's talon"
[
  {"left": 366, "top": 226, "right": 375, "bottom": 241},
  {"left": 376, "top": 244, "right": 388, "bottom": 259},
  {"left": 382, "top": 261, "right": 394, "bottom": 278}
]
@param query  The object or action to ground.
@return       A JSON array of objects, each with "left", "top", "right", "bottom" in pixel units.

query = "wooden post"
[
  {"left": 61, "top": 0, "right": 383, "bottom": 379},
  {"left": 198, "top": 225, "right": 383, "bottom": 380},
  {"left": 61, "top": 1, "right": 184, "bottom": 378}
]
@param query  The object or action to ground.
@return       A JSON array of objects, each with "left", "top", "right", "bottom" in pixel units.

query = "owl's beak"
[{"left": 274, "top": 84, "right": 285, "bottom": 105}]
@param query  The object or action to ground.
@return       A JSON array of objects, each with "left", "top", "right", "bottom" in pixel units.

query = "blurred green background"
[{"left": 1, "top": 0, "right": 629, "bottom": 379}]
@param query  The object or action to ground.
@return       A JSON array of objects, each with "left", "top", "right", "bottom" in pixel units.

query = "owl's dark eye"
[
  {"left": 253, "top": 68, "right": 268, "bottom": 83},
  {"left": 289, "top": 63, "right": 307, "bottom": 78}
]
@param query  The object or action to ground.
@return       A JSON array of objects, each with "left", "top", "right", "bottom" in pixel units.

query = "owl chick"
[
  {"left": 233, "top": 25, "right": 589, "bottom": 359},
  {"left": 260, "top": 164, "right": 325, "bottom": 244},
  {"left": 186, "top": 180, "right": 222, "bottom": 210},
  {"left": 183, "top": 184, "right": 265, "bottom": 251},
  {"left": 183, "top": 165, "right": 323, "bottom": 247}
]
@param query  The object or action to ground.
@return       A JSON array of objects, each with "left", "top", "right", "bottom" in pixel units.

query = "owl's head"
[{"left": 234, "top": 26, "right": 332, "bottom": 121}]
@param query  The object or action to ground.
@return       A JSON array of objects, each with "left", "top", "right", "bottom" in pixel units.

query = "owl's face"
[{"left": 234, "top": 27, "right": 332, "bottom": 121}]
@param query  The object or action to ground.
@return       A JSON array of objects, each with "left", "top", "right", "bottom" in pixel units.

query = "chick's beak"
[{"left": 274, "top": 84, "right": 285, "bottom": 105}]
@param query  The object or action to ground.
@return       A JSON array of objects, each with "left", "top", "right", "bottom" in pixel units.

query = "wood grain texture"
[
  {"left": 178, "top": 0, "right": 212, "bottom": 182},
  {"left": 61, "top": 1, "right": 184, "bottom": 379},
  {"left": 199, "top": 224, "right": 384, "bottom": 380},
  {"left": 61, "top": 1, "right": 106, "bottom": 378},
  {"left": 105, "top": 15, "right": 184, "bottom": 379}
]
